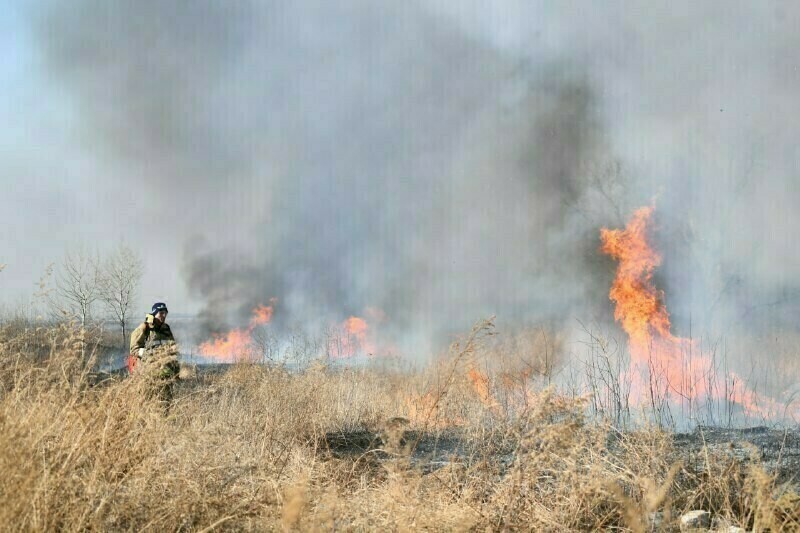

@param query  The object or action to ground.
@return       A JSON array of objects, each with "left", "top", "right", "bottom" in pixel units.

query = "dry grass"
[{"left": 0, "top": 321, "right": 798, "bottom": 531}]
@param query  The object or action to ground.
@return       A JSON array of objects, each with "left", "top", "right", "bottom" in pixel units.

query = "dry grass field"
[{"left": 1, "top": 321, "right": 798, "bottom": 532}]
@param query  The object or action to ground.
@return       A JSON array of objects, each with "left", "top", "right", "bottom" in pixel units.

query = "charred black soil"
[{"left": 321, "top": 425, "right": 800, "bottom": 490}]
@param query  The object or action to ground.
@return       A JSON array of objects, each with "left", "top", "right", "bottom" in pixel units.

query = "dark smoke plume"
[
  {"left": 34, "top": 0, "right": 623, "bottom": 353},
  {"left": 33, "top": 1, "right": 800, "bottom": 358}
]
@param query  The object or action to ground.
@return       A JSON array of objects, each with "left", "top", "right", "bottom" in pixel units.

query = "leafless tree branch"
[{"left": 98, "top": 244, "right": 143, "bottom": 347}]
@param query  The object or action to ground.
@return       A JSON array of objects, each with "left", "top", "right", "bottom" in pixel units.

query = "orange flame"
[
  {"left": 601, "top": 207, "right": 790, "bottom": 419},
  {"left": 329, "top": 315, "right": 378, "bottom": 357},
  {"left": 600, "top": 206, "right": 672, "bottom": 345},
  {"left": 600, "top": 206, "right": 687, "bottom": 396},
  {"left": 344, "top": 316, "right": 368, "bottom": 341},
  {"left": 198, "top": 328, "right": 259, "bottom": 361},
  {"left": 249, "top": 304, "right": 274, "bottom": 327},
  {"left": 405, "top": 391, "right": 441, "bottom": 427},
  {"left": 404, "top": 389, "right": 466, "bottom": 428},
  {"left": 466, "top": 367, "right": 492, "bottom": 405},
  {"left": 198, "top": 302, "right": 275, "bottom": 362}
]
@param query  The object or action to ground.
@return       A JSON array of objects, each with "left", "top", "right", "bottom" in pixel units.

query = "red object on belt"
[{"left": 127, "top": 354, "right": 139, "bottom": 374}]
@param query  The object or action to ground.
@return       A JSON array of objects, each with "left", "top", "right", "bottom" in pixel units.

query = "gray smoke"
[{"left": 30, "top": 1, "right": 800, "bottom": 356}]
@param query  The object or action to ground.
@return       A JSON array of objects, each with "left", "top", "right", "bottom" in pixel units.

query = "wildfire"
[
  {"left": 344, "top": 316, "right": 368, "bottom": 345},
  {"left": 198, "top": 329, "right": 259, "bottom": 362},
  {"left": 466, "top": 367, "right": 492, "bottom": 405},
  {"left": 404, "top": 391, "right": 445, "bottom": 428},
  {"left": 600, "top": 206, "right": 688, "bottom": 395},
  {"left": 329, "top": 315, "right": 379, "bottom": 357},
  {"left": 600, "top": 206, "right": 672, "bottom": 345},
  {"left": 198, "top": 301, "right": 275, "bottom": 362},
  {"left": 601, "top": 207, "right": 791, "bottom": 420},
  {"left": 249, "top": 304, "right": 274, "bottom": 327}
]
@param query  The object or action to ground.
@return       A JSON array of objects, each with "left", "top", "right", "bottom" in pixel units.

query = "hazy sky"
[{"left": 3, "top": 1, "right": 800, "bottom": 351}]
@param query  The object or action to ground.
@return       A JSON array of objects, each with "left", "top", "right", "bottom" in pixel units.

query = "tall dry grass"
[{"left": 0, "top": 321, "right": 797, "bottom": 531}]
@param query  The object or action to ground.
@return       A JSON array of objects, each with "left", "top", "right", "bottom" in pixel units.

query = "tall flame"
[
  {"left": 600, "top": 206, "right": 688, "bottom": 395},
  {"left": 600, "top": 206, "right": 672, "bottom": 345},
  {"left": 601, "top": 207, "right": 792, "bottom": 420}
]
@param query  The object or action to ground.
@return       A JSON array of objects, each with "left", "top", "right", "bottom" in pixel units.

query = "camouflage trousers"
[{"left": 133, "top": 347, "right": 180, "bottom": 407}]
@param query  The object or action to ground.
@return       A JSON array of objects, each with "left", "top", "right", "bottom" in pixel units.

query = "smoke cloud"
[{"left": 29, "top": 1, "right": 800, "bottom": 355}]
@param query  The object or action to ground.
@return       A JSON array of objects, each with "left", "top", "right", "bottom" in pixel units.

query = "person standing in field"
[{"left": 129, "top": 302, "right": 180, "bottom": 404}]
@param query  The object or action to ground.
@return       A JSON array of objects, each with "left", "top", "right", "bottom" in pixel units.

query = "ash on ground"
[
  {"left": 321, "top": 428, "right": 478, "bottom": 473},
  {"left": 321, "top": 424, "right": 800, "bottom": 490},
  {"left": 97, "top": 364, "right": 800, "bottom": 488},
  {"left": 673, "top": 426, "right": 800, "bottom": 488}
]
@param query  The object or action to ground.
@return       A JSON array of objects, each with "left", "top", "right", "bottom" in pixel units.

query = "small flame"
[
  {"left": 249, "top": 303, "right": 274, "bottom": 327},
  {"left": 198, "top": 302, "right": 275, "bottom": 362},
  {"left": 405, "top": 391, "right": 440, "bottom": 427},
  {"left": 466, "top": 367, "right": 496, "bottom": 409},
  {"left": 329, "top": 315, "right": 379, "bottom": 357},
  {"left": 344, "top": 316, "right": 368, "bottom": 340},
  {"left": 404, "top": 390, "right": 465, "bottom": 428}
]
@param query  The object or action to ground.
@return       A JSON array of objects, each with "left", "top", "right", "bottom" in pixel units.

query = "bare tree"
[
  {"left": 51, "top": 249, "right": 101, "bottom": 329},
  {"left": 98, "top": 244, "right": 143, "bottom": 347},
  {"left": 46, "top": 249, "right": 101, "bottom": 365}
]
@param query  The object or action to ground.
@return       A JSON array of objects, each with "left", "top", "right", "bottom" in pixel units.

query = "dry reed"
[{"left": 0, "top": 321, "right": 797, "bottom": 531}]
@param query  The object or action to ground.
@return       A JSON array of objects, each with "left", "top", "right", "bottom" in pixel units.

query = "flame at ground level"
[
  {"left": 198, "top": 303, "right": 275, "bottom": 361},
  {"left": 342, "top": 316, "right": 371, "bottom": 355},
  {"left": 328, "top": 314, "right": 392, "bottom": 358}
]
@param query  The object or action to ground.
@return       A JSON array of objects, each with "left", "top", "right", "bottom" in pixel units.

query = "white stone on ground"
[{"left": 680, "top": 510, "right": 712, "bottom": 532}]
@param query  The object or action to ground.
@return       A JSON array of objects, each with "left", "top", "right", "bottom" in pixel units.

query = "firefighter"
[{"left": 128, "top": 302, "right": 180, "bottom": 404}]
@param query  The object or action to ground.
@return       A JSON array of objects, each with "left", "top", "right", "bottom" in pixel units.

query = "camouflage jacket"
[{"left": 129, "top": 314, "right": 176, "bottom": 357}]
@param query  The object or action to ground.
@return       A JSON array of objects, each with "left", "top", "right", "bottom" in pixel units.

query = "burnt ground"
[
  {"left": 673, "top": 426, "right": 800, "bottom": 488},
  {"left": 321, "top": 425, "right": 800, "bottom": 490},
  {"left": 321, "top": 429, "right": 478, "bottom": 473},
  {"left": 92, "top": 364, "right": 800, "bottom": 489}
]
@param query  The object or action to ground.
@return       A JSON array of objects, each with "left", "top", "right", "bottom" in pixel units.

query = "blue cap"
[{"left": 151, "top": 302, "right": 168, "bottom": 315}]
